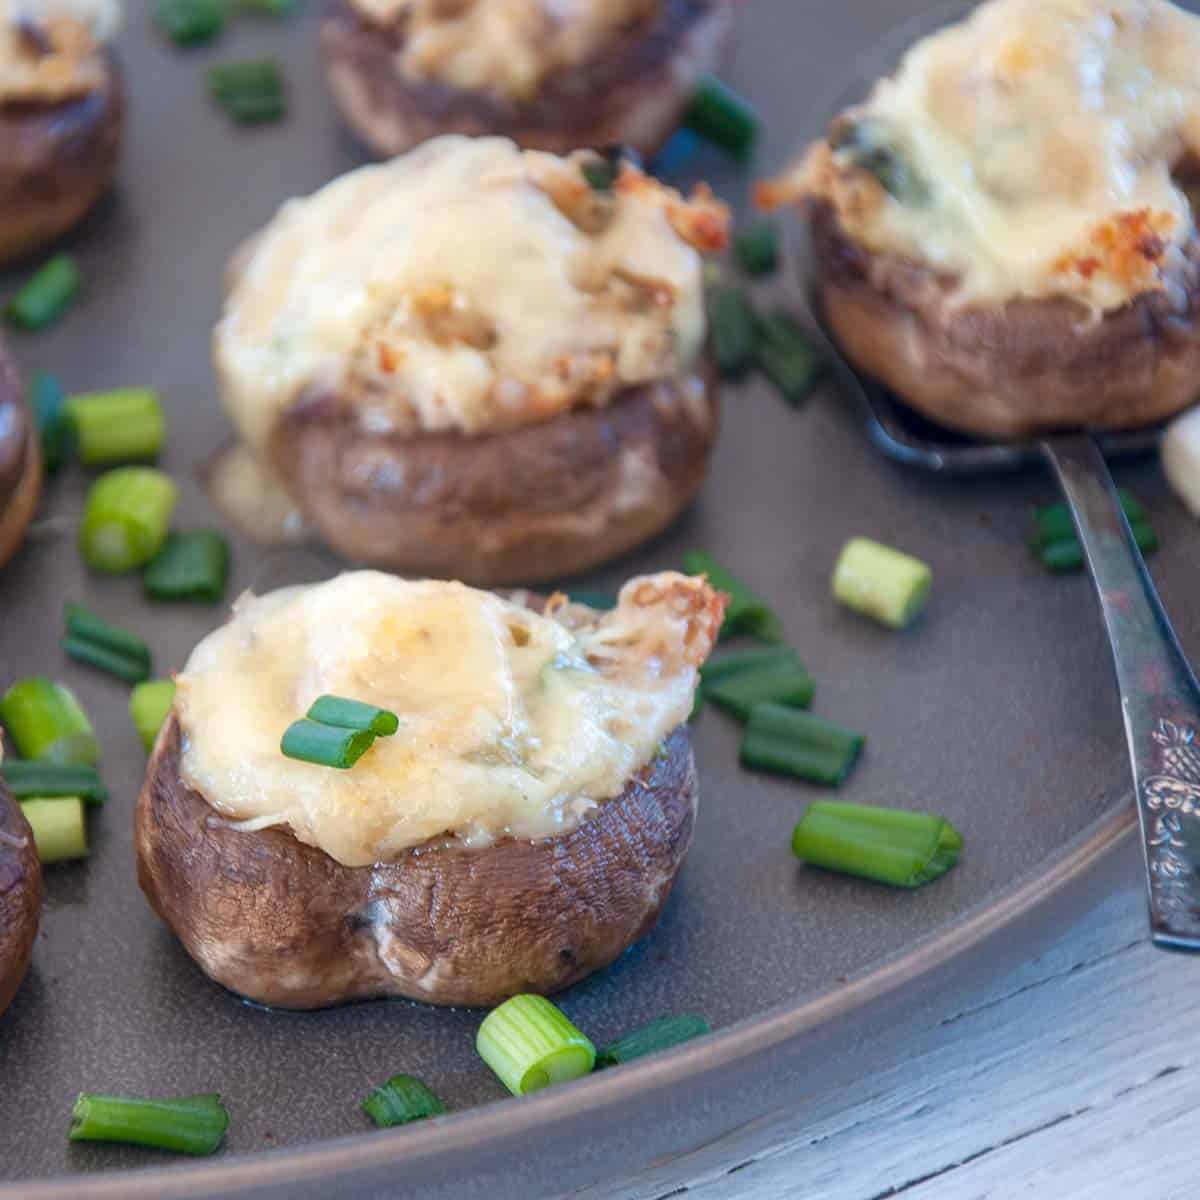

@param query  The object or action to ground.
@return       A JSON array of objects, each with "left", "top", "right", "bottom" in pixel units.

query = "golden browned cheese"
[
  {"left": 347, "top": 0, "right": 662, "bottom": 100},
  {"left": 0, "top": 0, "right": 118, "bottom": 102},
  {"left": 779, "top": 0, "right": 1200, "bottom": 312}
]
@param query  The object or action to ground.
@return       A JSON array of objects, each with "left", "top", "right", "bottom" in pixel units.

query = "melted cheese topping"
[
  {"left": 214, "top": 136, "right": 726, "bottom": 449},
  {"left": 0, "top": 0, "right": 118, "bottom": 102},
  {"left": 349, "top": 0, "right": 661, "bottom": 101},
  {"left": 784, "top": 0, "right": 1200, "bottom": 311},
  {"left": 175, "top": 570, "right": 722, "bottom": 868}
]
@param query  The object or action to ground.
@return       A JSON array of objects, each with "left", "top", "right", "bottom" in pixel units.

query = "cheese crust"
[{"left": 0, "top": 0, "right": 118, "bottom": 102}]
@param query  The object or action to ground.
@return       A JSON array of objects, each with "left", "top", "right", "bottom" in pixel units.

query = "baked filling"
[{"left": 0, "top": 0, "right": 118, "bottom": 103}]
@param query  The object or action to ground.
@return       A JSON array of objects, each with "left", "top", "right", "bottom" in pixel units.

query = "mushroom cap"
[
  {"left": 0, "top": 337, "right": 40, "bottom": 570},
  {"left": 0, "top": 779, "right": 41, "bottom": 1020}
]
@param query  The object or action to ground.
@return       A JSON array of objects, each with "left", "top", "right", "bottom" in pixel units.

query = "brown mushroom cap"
[
  {"left": 0, "top": 339, "right": 40, "bottom": 570},
  {"left": 0, "top": 779, "right": 41, "bottom": 1020},
  {"left": 266, "top": 368, "right": 718, "bottom": 586},
  {"left": 808, "top": 199, "right": 1200, "bottom": 439},
  {"left": 136, "top": 713, "right": 698, "bottom": 1009},
  {"left": 319, "top": 0, "right": 734, "bottom": 160},
  {"left": 0, "top": 55, "right": 123, "bottom": 266}
]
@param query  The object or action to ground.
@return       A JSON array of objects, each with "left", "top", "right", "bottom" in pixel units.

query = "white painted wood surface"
[{"left": 590, "top": 841, "right": 1197, "bottom": 1200}]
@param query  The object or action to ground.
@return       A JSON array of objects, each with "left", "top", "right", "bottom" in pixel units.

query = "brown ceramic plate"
[{"left": 0, "top": 0, "right": 1184, "bottom": 1196}]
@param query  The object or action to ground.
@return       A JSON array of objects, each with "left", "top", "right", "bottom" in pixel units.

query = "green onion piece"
[
  {"left": 683, "top": 550, "right": 783, "bottom": 643},
  {"left": 224, "top": 91, "right": 285, "bottom": 124},
  {"left": 791, "top": 801, "right": 962, "bottom": 888},
  {"left": 79, "top": 467, "right": 177, "bottom": 574},
  {"left": 683, "top": 75, "right": 759, "bottom": 162},
  {"left": 689, "top": 690, "right": 704, "bottom": 721},
  {"left": 68, "top": 1093, "right": 229, "bottom": 1156},
  {"left": 1, "top": 761, "right": 107, "bottom": 805},
  {"left": 29, "top": 372, "right": 69, "bottom": 473},
  {"left": 21, "top": 797, "right": 88, "bottom": 863},
  {"left": 154, "top": 0, "right": 224, "bottom": 44},
  {"left": 755, "top": 312, "right": 822, "bottom": 406},
  {"left": 476, "top": 995, "right": 596, "bottom": 1097},
  {"left": 65, "top": 602, "right": 152, "bottom": 667},
  {"left": 209, "top": 60, "right": 285, "bottom": 124},
  {"left": 1030, "top": 490, "right": 1146, "bottom": 549},
  {"left": 306, "top": 695, "right": 399, "bottom": 737},
  {"left": 143, "top": 530, "right": 231, "bottom": 603},
  {"left": 280, "top": 719, "right": 375, "bottom": 769},
  {"left": 5, "top": 255, "right": 81, "bottom": 331},
  {"left": 832, "top": 537, "right": 932, "bottom": 630},
  {"left": 740, "top": 703, "right": 864, "bottom": 786},
  {"left": 1037, "top": 521, "right": 1158, "bottom": 573},
  {"left": 581, "top": 159, "right": 617, "bottom": 191},
  {"left": 0, "top": 677, "right": 99, "bottom": 766},
  {"left": 595, "top": 1015, "right": 710, "bottom": 1069},
  {"left": 732, "top": 221, "right": 779, "bottom": 277},
  {"left": 130, "top": 680, "right": 176, "bottom": 754},
  {"left": 705, "top": 664, "right": 815, "bottom": 722},
  {"left": 361, "top": 1075, "right": 447, "bottom": 1128},
  {"left": 700, "top": 646, "right": 801, "bottom": 687},
  {"left": 706, "top": 284, "right": 757, "bottom": 379},
  {"left": 66, "top": 389, "right": 165, "bottom": 466},
  {"left": 567, "top": 589, "right": 616, "bottom": 610},
  {"left": 63, "top": 635, "right": 150, "bottom": 685}
]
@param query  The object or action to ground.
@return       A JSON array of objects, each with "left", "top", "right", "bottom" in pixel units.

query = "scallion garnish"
[
  {"left": 476, "top": 995, "right": 596, "bottom": 1097},
  {"left": 700, "top": 646, "right": 800, "bottom": 686},
  {"left": 143, "top": 529, "right": 231, "bottom": 603},
  {"left": 1038, "top": 524, "right": 1159, "bottom": 573},
  {"left": 6, "top": 254, "right": 81, "bottom": 331},
  {"left": 1029, "top": 492, "right": 1158, "bottom": 573},
  {"left": 21, "top": 797, "right": 88, "bottom": 864},
  {"left": 66, "top": 389, "right": 165, "bottom": 466},
  {"left": 740, "top": 704, "right": 864, "bottom": 786},
  {"left": 68, "top": 1092, "right": 229, "bottom": 1156},
  {"left": 595, "top": 1015, "right": 709, "bottom": 1068},
  {"left": 130, "top": 680, "right": 176, "bottom": 754},
  {"left": 280, "top": 718, "right": 375, "bottom": 769},
  {"left": 64, "top": 602, "right": 153, "bottom": 686},
  {"left": 706, "top": 284, "right": 757, "bottom": 379},
  {"left": 64, "top": 635, "right": 151, "bottom": 685},
  {"left": 0, "top": 760, "right": 107, "bottom": 805},
  {"left": 683, "top": 551, "right": 783, "bottom": 643},
  {"left": 79, "top": 467, "right": 177, "bottom": 574},
  {"left": 704, "top": 663, "right": 815, "bottom": 722},
  {"left": 0, "top": 677, "right": 99, "bottom": 765},
  {"left": 209, "top": 59, "right": 285, "bottom": 124},
  {"left": 29, "top": 371, "right": 69, "bottom": 473},
  {"left": 567, "top": 589, "right": 616, "bottom": 610},
  {"left": 306, "top": 695, "right": 399, "bottom": 737},
  {"left": 683, "top": 75, "right": 759, "bottom": 162},
  {"left": 361, "top": 1075, "right": 446, "bottom": 1128},
  {"left": 832, "top": 537, "right": 932, "bottom": 630},
  {"left": 581, "top": 159, "right": 617, "bottom": 191},
  {"left": 155, "top": 0, "right": 224, "bottom": 45},
  {"left": 791, "top": 801, "right": 962, "bottom": 888},
  {"left": 754, "top": 312, "right": 822, "bottom": 406},
  {"left": 732, "top": 221, "right": 779, "bottom": 276}
]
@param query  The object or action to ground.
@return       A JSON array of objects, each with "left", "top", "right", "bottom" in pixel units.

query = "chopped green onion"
[
  {"left": 361, "top": 1075, "right": 447, "bottom": 1128},
  {"left": 29, "top": 372, "right": 69, "bottom": 473},
  {"left": 155, "top": 0, "right": 224, "bottom": 45},
  {"left": 68, "top": 1093, "right": 229, "bottom": 1156},
  {"left": 683, "top": 75, "right": 759, "bottom": 162},
  {"left": 567, "top": 589, "right": 616, "bottom": 610},
  {"left": 63, "top": 635, "right": 150, "bottom": 685},
  {"left": 683, "top": 551, "right": 783, "bottom": 642},
  {"left": 6, "top": 255, "right": 81, "bottom": 331},
  {"left": 280, "top": 719, "right": 375, "bottom": 769},
  {"left": 755, "top": 312, "right": 822, "bottom": 406},
  {"left": 130, "top": 680, "right": 176, "bottom": 754},
  {"left": 143, "top": 530, "right": 231, "bottom": 603},
  {"left": 1038, "top": 522, "right": 1159, "bottom": 573},
  {"left": 706, "top": 284, "right": 757, "bottom": 379},
  {"left": 1, "top": 760, "right": 107, "bottom": 805},
  {"left": 581, "top": 159, "right": 617, "bottom": 191},
  {"left": 791, "top": 801, "right": 962, "bottom": 888},
  {"left": 64, "top": 602, "right": 152, "bottom": 677},
  {"left": 595, "top": 1015, "right": 710, "bottom": 1068},
  {"left": 306, "top": 695, "right": 398, "bottom": 737},
  {"left": 732, "top": 221, "right": 779, "bottom": 276},
  {"left": 209, "top": 60, "right": 285, "bottom": 124},
  {"left": 0, "top": 677, "right": 99, "bottom": 766},
  {"left": 21, "top": 797, "right": 88, "bottom": 863},
  {"left": 66, "top": 389, "right": 165, "bottom": 466},
  {"left": 740, "top": 703, "right": 864, "bottom": 786},
  {"left": 476, "top": 995, "right": 596, "bottom": 1097},
  {"left": 700, "top": 646, "right": 801, "bottom": 687},
  {"left": 1030, "top": 490, "right": 1145, "bottom": 548},
  {"left": 832, "top": 537, "right": 932, "bottom": 629},
  {"left": 79, "top": 467, "right": 177, "bottom": 574},
  {"left": 689, "top": 690, "right": 704, "bottom": 721},
  {"left": 705, "top": 664, "right": 815, "bottom": 722}
]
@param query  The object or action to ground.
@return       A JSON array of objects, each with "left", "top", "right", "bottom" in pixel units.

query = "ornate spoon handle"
[{"left": 1042, "top": 433, "right": 1200, "bottom": 950}]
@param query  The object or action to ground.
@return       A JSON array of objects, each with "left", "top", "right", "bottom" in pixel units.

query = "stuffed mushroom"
[
  {"left": 0, "top": 0, "right": 123, "bottom": 265},
  {"left": 0, "top": 339, "right": 40, "bottom": 569},
  {"left": 0, "top": 772, "right": 41, "bottom": 1019},
  {"left": 136, "top": 569, "right": 724, "bottom": 1009},
  {"left": 764, "top": 0, "right": 1200, "bottom": 439},
  {"left": 213, "top": 135, "right": 728, "bottom": 585},
  {"left": 320, "top": 0, "right": 735, "bottom": 160}
]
